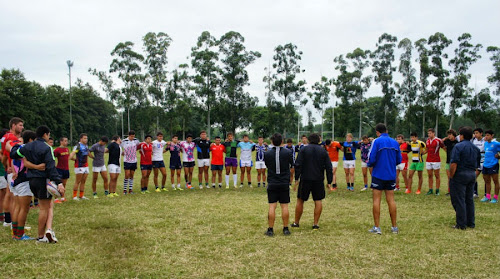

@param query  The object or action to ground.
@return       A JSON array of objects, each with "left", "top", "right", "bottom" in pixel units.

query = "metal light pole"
[{"left": 67, "top": 60, "right": 74, "bottom": 144}]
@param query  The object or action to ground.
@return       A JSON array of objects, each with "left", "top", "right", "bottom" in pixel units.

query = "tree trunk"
[
  {"left": 435, "top": 114, "right": 439, "bottom": 137},
  {"left": 121, "top": 111, "right": 124, "bottom": 137},
  {"left": 359, "top": 108, "right": 362, "bottom": 139},
  {"left": 127, "top": 107, "right": 130, "bottom": 133},
  {"left": 332, "top": 107, "right": 335, "bottom": 140},
  {"left": 422, "top": 109, "right": 425, "bottom": 139},
  {"left": 321, "top": 109, "right": 324, "bottom": 139},
  {"left": 449, "top": 104, "right": 455, "bottom": 130},
  {"left": 183, "top": 118, "right": 186, "bottom": 140}
]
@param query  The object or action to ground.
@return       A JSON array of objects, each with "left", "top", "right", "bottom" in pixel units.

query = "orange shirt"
[{"left": 325, "top": 141, "right": 342, "bottom": 162}]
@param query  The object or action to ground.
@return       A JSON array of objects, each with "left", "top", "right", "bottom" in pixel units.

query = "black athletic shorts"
[
  {"left": 297, "top": 180, "right": 325, "bottom": 201},
  {"left": 29, "top": 177, "right": 52, "bottom": 200},
  {"left": 183, "top": 162, "right": 195, "bottom": 168},
  {"left": 152, "top": 161, "right": 165, "bottom": 169},
  {"left": 124, "top": 162, "right": 137, "bottom": 171},
  {"left": 370, "top": 176, "right": 396, "bottom": 191},
  {"left": 267, "top": 185, "right": 290, "bottom": 204},
  {"left": 57, "top": 168, "right": 70, "bottom": 179}
]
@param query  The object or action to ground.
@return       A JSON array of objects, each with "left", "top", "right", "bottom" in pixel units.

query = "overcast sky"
[{"left": 1, "top": 0, "right": 499, "bottom": 123}]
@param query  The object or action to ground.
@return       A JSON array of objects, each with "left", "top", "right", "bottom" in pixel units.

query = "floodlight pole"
[{"left": 67, "top": 60, "right": 74, "bottom": 144}]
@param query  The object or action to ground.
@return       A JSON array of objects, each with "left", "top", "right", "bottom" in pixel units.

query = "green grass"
[{"left": 1, "top": 150, "right": 499, "bottom": 278}]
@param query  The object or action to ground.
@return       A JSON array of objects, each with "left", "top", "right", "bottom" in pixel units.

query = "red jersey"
[
  {"left": 210, "top": 144, "right": 225, "bottom": 165},
  {"left": 426, "top": 137, "right": 444, "bottom": 163},
  {"left": 54, "top": 147, "right": 70, "bottom": 170},
  {"left": 138, "top": 142, "right": 153, "bottom": 165},
  {"left": 400, "top": 142, "right": 410, "bottom": 164},
  {"left": 1, "top": 132, "right": 20, "bottom": 167},
  {"left": 325, "top": 141, "right": 342, "bottom": 162}
]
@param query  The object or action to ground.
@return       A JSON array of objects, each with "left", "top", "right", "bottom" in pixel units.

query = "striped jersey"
[
  {"left": 255, "top": 143, "right": 269, "bottom": 162},
  {"left": 471, "top": 138, "right": 485, "bottom": 163},
  {"left": 426, "top": 137, "right": 444, "bottom": 162},
  {"left": 410, "top": 140, "right": 426, "bottom": 163},
  {"left": 73, "top": 143, "right": 89, "bottom": 168}
]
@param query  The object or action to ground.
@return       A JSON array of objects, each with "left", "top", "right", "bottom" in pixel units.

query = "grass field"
[{"left": 1, "top": 150, "right": 499, "bottom": 278}]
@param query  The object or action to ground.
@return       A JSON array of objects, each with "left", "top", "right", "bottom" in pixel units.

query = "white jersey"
[
  {"left": 120, "top": 138, "right": 140, "bottom": 163},
  {"left": 471, "top": 138, "right": 485, "bottom": 163},
  {"left": 152, "top": 140, "right": 167, "bottom": 162}
]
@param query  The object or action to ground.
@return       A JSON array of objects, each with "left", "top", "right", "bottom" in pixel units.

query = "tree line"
[{"left": 2, "top": 31, "right": 499, "bottom": 144}]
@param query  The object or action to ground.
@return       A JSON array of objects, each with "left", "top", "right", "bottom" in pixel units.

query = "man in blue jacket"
[{"left": 367, "top": 123, "right": 402, "bottom": 235}]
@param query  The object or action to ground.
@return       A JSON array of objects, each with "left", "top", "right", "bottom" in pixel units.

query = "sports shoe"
[
  {"left": 226, "top": 185, "right": 229, "bottom": 189},
  {"left": 162, "top": 188, "right": 168, "bottom": 192},
  {"left": 36, "top": 236, "right": 49, "bottom": 243},
  {"left": 187, "top": 185, "right": 192, "bottom": 189},
  {"left": 61, "top": 197, "right": 67, "bottom": 202},
  {"left": 283, "top": 227, "right": 291, "bottom": 236},
  {"left": 312, "top": 225, "right": 320, "bottom": 231},
  {"left": 331, "top": 187, "right": 337, "bottom": 192},
  {"left": 45, "top": 229, "right": 58, "bottom": 243},
  {"left": 145, "top": 190, "right": 150, "bottom": 194},
  {"left": 480, "top": 197, "right": 490, "bottom": 202},
  {"left": 16, "top": 234, "right": 35, "bottom": 241},
  {"left": 3, "top": 222, "right": 12, "bottom": 227},
  {"left": 265, "top": 228, "right": 274, "bottom": 237},
  {"left": 54, "top": 199, "right": 62, "bottom": 204},
  {"left": 206, "top": 185, "right": 210, "bottom": 189},
  {"left": 199, "top": 186, "right": 203, "bottom": 189},
  {"left": 445, "top": 192, "right": 450, "bottom": 196},
  {"left": 361, "top": 187, "right": 368, "bottom": 191},
  {"left": 141, "top": 191, "right": 146, "bottom": 195},
  {"left": 80, "top": 196, "right": 89, "bottom": 200},
  {"left": 240, "top": 184, "right": 244, "bottom": 188},
  {"left": 177, "top": 187, "right": 183, "bottom": 191},
  {"left": 391, "top": 227, "right": 399, "bottom": 234},
  {"left": 435, "top": 189, "right": 440, "bottom": 196},
  {"left": 490, "top": 198, "right": 498, "bottom": 204},
  {"left": 93, "top": 194, "right": 99, "bottom": 199},
  {"left": 113, "top": 193, "right": 119, "bottom": 197},
  {"left": 291, "top": 222, "right": 299, "bottom": 228},
  {"left": 123, "top": 191, "right": 128, "bottom": 195},
  {"left": 233, "top": 185, "right": 238, "bottom": 189},
  {"left": 473, "top": 194, "right": 479, "bottom": 198},
  {"left": 155, "top": 188, "right": 161, "bottom": 193},
  {"left": 405, "top": 189, "right": 411, "bottom": 194},
  {"left": 107, "top": 194, "right": 114, "bottom": 198},
  {"left": 368, "top": 226, "right": 382, "bottom": 235},
  {"left": 73, "top": 197, "right": 80, "bottom": 201},
  {"left": 395, "top": 187, "right": 400, "bottom": 191},
  {"left": 172, "top": 187, "right": 176, "bottom": 191},
  {"left": 425, "top": 189, "right": 433, "bottom": 195},
  {"left": 416, "top": 190, "right": 421, "bottom": 195}
]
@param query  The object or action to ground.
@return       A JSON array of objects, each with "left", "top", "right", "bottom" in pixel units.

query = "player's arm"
[
  {"left": 70, "top": 150, "right": 77, "bottom": 161},
  {"left": 367, "top": 140, "right": 378, "bottom": 168},
  {"left": 421, "top": 142, "right": 428, "bottom": 155},
  {"left": 324, "top": 150, "right": 333, "bottom": 187},
  {"left": 44, "top": 147, "right": 64, "bottom": 194}
]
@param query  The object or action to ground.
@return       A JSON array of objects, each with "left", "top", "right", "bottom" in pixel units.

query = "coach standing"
[
  {"left": 367, "top": 124, "right": 402, "bottom": 235},
  {"left": 449, "top": 127, "right": 481, "bottom": 230},
  {"left": 264, "top": 133, "right": 294, "bottom": 237},
  {"left": 292, "top": 133, "right": 332, "bottom": 230}
]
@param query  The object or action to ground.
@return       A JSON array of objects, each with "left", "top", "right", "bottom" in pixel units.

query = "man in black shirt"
[
  {"left": 443, "top": 129, "right": 458, "bottom": 196},
  {"left": 449, "top": 127, "right": 481, "bottom": 229},
  {"left": 293, "top": 133, "right": 333, "bottom": 230},
  {"left": 107, "top": 136, "right": 122, "bottom": 197},
  {"left": 194, "top": 131, "right": 211, "bottom": 189},
  {"left": 263, "top": 133, "right": 294, "bottom": 237}
]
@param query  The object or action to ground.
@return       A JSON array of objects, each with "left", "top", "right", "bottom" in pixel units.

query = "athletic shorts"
[
  {"left": 29, "top": 177, "right": 52, "bottom": 200},
  {"left": 57, "top": 168, "right": 70, "bottom": 179},
  {"left": 255, "top": 161, "right": 267, "bottom": 170},
  {"left": 483, "top": 164, "right": 499, "bottom": 175},
  {"left": 361, "top": 162, "right": 368, "bottom": 168},
  {"left": 124, "top": 162, "right": 137, "bottom": 171},
  {"left": 0, "top": 176, "right": 7, "bottom": 190},
  {"left": 409, "top": 162, "right": 424, "bottom": 171},
  {"left": 15, "top": 181, "right": 33, "bottom": 197},
  {"left": 396, "top": 162, "right": 408, "bottom": 171},
  {"left": 343, "top": 160, "right": 355, "bottom": 169},
  {"left": 331, "top": 161, "right": 338, "bottom": 168},
  {"left": 7, "top": 173, "right": 15, "bottom": 195},
  {"left": 297, "top": 180, "right": 325, "bottom": 201},
  {"left": 75, "top": 167, "right": 90, "bottom": 174},
  {"left": 152, "top": 161, "right": 165, "bottom": 169},
  {"left": 108, "top": 164, "right": 121, "bottom": 174},
  {"left": 371, "top": 176, "right": 396, "bottom": 191},
  {"left": 93, "top": 165, "right": 107, "bottom": 173},
  {"left": 426, "top": 162, "right": 441, "bottom": 170},
  {"left": 140, "top": 164, "right": 153, "bottom": 171},
  {"left": 211, "top": 164, "right": 223, "bottom": 171},
  {"left": 240, "top": 160, "right": 253, "bottom": 168},
  {"left": 183, "top": 161, "right": 195, "bottom": 168},
  {"left": 169, "top": 159, "right": 182, "bottom": 170},
  {"left": 267, "top": 185, "right": 290, "bottom": 204},
  {"left": 198, "top": 159, "right": 210, "bottom": 168},
  {"left": 225, "top": 158, "right": 238, "bottom": 167}
]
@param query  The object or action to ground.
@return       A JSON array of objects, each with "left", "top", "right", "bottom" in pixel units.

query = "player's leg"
[
  {"left": 160, "top": 167, "right": 167, "bottom": 190},
  {"left": 101, "top": 171, "right": 109, "bottom": 195},
  {"left": 434, "top": 169, "right": 441, "bottom": 194},
  {"left": 16, "top": 194, "right": 32, "bottom": 238},
  {"left": 232, "top": 166, "right": 238, "bottom": 188},
  {"left": 344, "top": 166, "right": 350, "bottom": 187},
  {"left": 349, "top": 167, "right": 355, "bottom": 190},
  {"left": 246, "top": 166, "right": 252, "bottom": 186},
  {"left": 492, "top": 173, "right": 499, "bottom": 202},
  {"left": 176, "top": 169, "right": 182, "bottom": 189},
  {"left": 240, "top": 163, "right": 245, "bottom": 185},
  {"left": 141, "top": 169, "right": 148, "bottom": 192},
  {"left": 268, "top": 202, "right": 277, "bottom": 230},
  {"left": 280, "top": 203, "right": 290, "bottom": 228},
  {"left": 129, "top": 169, "right": 136, "bottom": 193},
  {"left": 294, "top": 198, "right": 304, "bottom": 225},
  {"left": 79, "top": 173, "right": 89, "bottom": 199},
  {"left": 73, "top": 173, "right": 82, "bottom": 200},
  {"left": 290, "top": 168, "right": 295, "bottom": 186},
  {"left": 217, "top": 169, "right": 223, "bottom": 186},
  {"left": 372, "top": 189, "right": 382, "bottom": 228},
  {"left": 407, "top": 169, "right": 415, "bottom": 192},
  {"left": 417, "top": 171, "right": 424, "bottom": 192},
  {"left": 385, "top": 190, "right": 397, "bottom": 228},
  {"left": 363, "top": 166, "right": 369, "bottom": 190},
  {"left": 402, "top": 169, "right": 408, "bottom": 189},
  {"left": 198, "top": 164, "right": 204, "bottom": 188},
  {"left": 482, "top": 174, "right": 491, "bottom": 202},
  {"left": 426, "top": 166, "right": 434, "bottom": 194},
  {"left": 153, "top": 167, "right": 159, "bottom": 189},
  {"left": 91, "top": 171, "right": 99, "bottom": 195}
]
